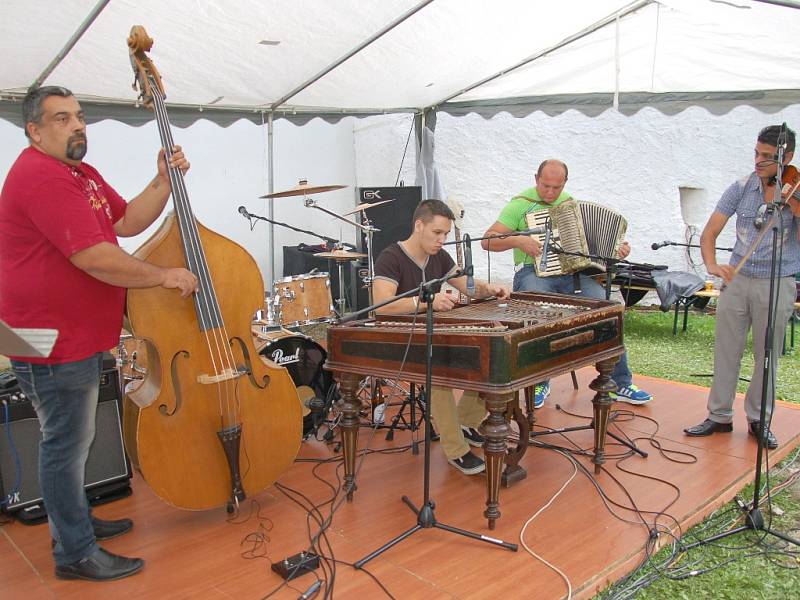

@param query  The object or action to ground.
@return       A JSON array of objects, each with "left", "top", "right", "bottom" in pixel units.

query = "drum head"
[{"left": 259, "top": 335, "right": 334, "bottom": 437}]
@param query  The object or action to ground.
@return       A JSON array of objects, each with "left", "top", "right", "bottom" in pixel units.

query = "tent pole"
[
  {"left": 752, "top": 0, "right": 800, "bottom": 9},
  {"left": 29, "top": 0, "right": 112, "bottom": 91},
  {"left": 267, "top": 112, "right": 275, "bottom": 291},
  {"left": 431, "top": 0, "right": 653, "bottom": 107}
]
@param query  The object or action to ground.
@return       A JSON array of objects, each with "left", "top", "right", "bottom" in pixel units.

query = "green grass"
[
  {"left": 594, "top": 307, "right": 800, "bottom": 599},
  {"left": 623, "top": 308, "right": 800, "bottom": 403}
]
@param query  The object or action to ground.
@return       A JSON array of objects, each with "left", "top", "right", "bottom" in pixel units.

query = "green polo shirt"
[{"left": 496, "top": 187, "right": 571, "bottom": 266}]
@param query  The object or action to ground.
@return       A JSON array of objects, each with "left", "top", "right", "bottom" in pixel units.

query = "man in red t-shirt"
[{"left": 0, "top": 86, "right": 197, "bottom": 582}]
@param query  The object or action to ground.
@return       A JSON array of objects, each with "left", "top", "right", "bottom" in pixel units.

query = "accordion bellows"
[{"left": 525, "top": 199, "right": 627, "bottom": 277}]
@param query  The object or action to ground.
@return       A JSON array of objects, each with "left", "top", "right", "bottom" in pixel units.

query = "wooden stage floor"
[{"left": 2, "top": 370, "right": 799, "bottom": 600}]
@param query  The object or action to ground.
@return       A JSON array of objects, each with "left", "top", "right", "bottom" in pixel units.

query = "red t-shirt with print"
[{"left": 0, "top": 146, "right": 128, "bottom": 363}]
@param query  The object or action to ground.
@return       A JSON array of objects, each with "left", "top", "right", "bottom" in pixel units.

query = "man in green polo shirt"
[{"left": 481, "top": 159, "right": 652, "bottom": 408}]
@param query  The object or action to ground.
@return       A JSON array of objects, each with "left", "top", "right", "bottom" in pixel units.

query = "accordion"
[{"left": 525, "top": 199, "right": 627, "bottom": 277}]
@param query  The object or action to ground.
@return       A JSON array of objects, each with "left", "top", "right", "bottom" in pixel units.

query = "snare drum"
[{"left": 273, "top": 272, "right": 335, "bottom": 327}]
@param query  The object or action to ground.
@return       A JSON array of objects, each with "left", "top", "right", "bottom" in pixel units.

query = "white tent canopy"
[{"left": 2, "top": 0, "right": 799, "bottom": 127}]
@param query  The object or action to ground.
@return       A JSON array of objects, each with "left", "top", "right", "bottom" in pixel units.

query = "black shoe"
[
  {"left": 447, "top": 450, "right": 485, "bottom": 475},
  {"left": 52, "top": 517, "right": 133, "bottom": 548},
  {"left": 684, "top": 419, "right": 733, "bottom": 437},
  {"left": 55, "top": 547, "right": 144, "bottom": 582},
  {"left": 93, "top": 517, "right": 134, "bottom": 541},
  {"left": 748, "top": 421, "right": 778, "bottom": 450},
  {"left": 460, "top": 426, "right": 485, "bottom": 447}
]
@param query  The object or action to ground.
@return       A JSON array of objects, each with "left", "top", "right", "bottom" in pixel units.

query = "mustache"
[{"left": 68, "top": 133, "right": 87, "bottom": 144}]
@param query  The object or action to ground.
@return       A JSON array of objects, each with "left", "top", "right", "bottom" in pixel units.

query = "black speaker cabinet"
[
  {"left": 0, "top": 364, "right": 131, "bottom": 517},
  {"left": 357, "top": 186, "right": 421, "bottom": 259}
]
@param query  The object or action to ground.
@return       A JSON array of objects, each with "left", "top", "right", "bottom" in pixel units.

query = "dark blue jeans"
[
  {"left": 11, "top": 353, "right": 103, "bottom": 565},
  {"left": 513, "top": 265, "right": 631, "bottom": 387}
]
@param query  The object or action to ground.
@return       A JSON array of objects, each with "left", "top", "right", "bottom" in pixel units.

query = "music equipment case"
[{"left": 0, "top": 356, "right": 132, "bottom": 522}]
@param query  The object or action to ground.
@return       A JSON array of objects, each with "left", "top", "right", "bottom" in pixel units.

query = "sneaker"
[
  {"left": 447, "top": 450, "right": 485, "bottom": 475},
  {"left": 610, "top": 384, "right": 652, "bottom": 405},
  {"left": 533, "top": 383, "right": 550, "bottom": 409},
  {"left": 461, "top": 426, "right": 485, "bottom": 447}
]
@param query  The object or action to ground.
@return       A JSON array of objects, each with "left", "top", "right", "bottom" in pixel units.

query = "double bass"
[{"left": 123, "top": 26, "right": 301, "bottom": 511}]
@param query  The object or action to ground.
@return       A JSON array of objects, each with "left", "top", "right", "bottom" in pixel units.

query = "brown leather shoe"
[{"left": 684, "top": 419, "right": 733, "bottom": 436}]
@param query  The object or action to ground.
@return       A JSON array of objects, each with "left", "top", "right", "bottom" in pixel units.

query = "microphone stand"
[
  {"left": 451, "top": 231, "right": 646, "bottom": 458},
  {"left": 683, "top": 127, "right": 799, "bottom": 552},
  {"left": 241, "top": 209, "right": 349, "bottom": 249},
  {"left": 652, "top": 241, "right": 734, "bottom": 252},
  {"left": 441, "top": 227, "right": 547, "bottom": 247},
  {"left": 346, "top": 266, "right": 518, "bottom": 570}
]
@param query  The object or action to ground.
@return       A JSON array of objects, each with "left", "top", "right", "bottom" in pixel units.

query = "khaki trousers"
[
  {"left": 428, "top": 386, "right": 486, "bottom": 459},
  {"left": 707, "top": 274, "right": 796, "bottom": 424}
]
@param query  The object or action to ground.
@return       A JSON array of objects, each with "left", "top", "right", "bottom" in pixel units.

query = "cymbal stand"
[
  {"left": 304, "top": 196, "right": 379, "bottom": 316},
  {"left": 358, "top": 211, "right": 380, "bottom": 308}
]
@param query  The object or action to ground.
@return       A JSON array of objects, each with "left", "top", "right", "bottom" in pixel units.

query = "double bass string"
[{"left": 149, "top": 83, "right": 240, "bottom": 429}]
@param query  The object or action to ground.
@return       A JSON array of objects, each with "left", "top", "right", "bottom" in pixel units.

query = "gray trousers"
[{"left": 707, "top": 274, "right": 796, "bottom": 424}]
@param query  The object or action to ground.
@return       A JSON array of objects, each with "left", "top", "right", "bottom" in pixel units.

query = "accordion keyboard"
[{"left": 525, "top": 210, "right": 562, "bottom": 277}]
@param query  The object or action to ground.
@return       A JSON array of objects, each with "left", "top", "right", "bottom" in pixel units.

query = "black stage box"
[
  {"left": 356, "top": 186, "right": 421, "bottom": 259},
  {"left": 0, "top": 357, "right": 132, "bottom": 518}
]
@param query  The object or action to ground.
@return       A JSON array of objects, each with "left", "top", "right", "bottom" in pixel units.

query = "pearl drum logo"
[{"left": 270, "top": 346, "right": 301, "bottom": 365}]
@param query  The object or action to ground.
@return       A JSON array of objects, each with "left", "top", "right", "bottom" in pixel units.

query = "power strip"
[{"left": 271, "top": 551, "right": 320, "bottom": 580}]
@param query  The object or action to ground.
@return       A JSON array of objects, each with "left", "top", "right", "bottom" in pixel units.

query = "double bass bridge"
[{"left": 197, "top": 367, "right": 245, "bottom": 385}]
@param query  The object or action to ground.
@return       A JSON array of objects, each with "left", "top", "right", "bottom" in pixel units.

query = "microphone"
[
  {"left": 778, "top": 122, "right": 788, "bottom": 151},
  {"left": 463, "top": 233, "right": 475, "bottom": 297},
  {"left": 237, "top": 205, "right": 250, "bottom": 219},
  {"left": 651, "top": 241, "right": 672, "bottom": 250},
  {"left": 539, "top": 221, "right": 551, "bottom": 271}
]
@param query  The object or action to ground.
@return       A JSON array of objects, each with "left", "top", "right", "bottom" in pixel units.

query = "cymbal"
[
  {"left": 259, "top": 179, "right": 347, "bottom": 199},
  {"left": 342, "top": 199, "right": 394, "bottom": 216},
  {"left": 314, "top": 250, "right": 367, "bottom": 261}
]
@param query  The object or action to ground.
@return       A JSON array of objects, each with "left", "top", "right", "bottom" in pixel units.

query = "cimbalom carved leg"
[
  {"left": 480, "top": 391, "right": 514, "bottom": 530},
  {"left": 337, "top": 372, "right": 361, "bottom": 500},
  {"left": 588, "top": 357, "right": 618, "bottom": 474},
  {"left": 502, "top": 399, "right": 528, "bottom": 487},
  {"left": 523, "top": 386, "right": 536, "bottom": 433}
]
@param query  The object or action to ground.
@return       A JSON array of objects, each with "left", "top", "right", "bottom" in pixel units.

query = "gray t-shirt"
[{"left": 374, "top": 242, "right": 456, "bottom": 294}]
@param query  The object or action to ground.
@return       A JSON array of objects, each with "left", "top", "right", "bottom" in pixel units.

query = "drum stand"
[{"left": 383, "top": 383, "right": 428, "bottom": 454}]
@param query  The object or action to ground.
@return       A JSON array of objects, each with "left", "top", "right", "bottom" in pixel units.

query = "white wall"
[
  {"left": 354, "top": 105, "right": 800, "bottom": 292},
  {"left": 4, "top": 102, "right": 800, "bottom": 304},
  {"left": 0, "top": 115, "right": 360, "bottom": 287}
]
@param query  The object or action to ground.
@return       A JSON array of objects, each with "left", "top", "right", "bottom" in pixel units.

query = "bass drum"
[{"left": 257, "top": 332, "right": 336, "bottom": 438}]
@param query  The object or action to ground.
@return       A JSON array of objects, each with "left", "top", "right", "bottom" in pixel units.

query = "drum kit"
[{"left": 116, "top": 180, "right": 411, "bottom": 441}]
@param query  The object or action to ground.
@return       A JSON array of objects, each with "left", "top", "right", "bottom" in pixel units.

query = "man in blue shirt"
[{"left": 685, "top": 125, "right": 799, "bottom": 449}]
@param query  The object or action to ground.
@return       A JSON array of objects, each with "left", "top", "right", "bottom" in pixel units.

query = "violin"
[{"left": 779, "top": 164, "right": 800, "bottom": 216}]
